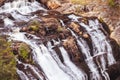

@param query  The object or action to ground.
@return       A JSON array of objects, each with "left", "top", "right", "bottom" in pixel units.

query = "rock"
[
  {"left": 0, "top": 0, "right": 5, "bottom": 6},
  {"left": 110, "top": 26, "right": 120, "bottom": 45},
  {"left": 69, "top": 22, "right": 80, "bottom": 33},
  {"left": 63, "top": 37, "right": 84, "bottom": 62},
  {"left": 41, "top": 17, "right": 61, "bottom": 35},
  {"left": 116, "top": 76, "right": 120, "bottom": 80},
  {"left": 83, "top": 33, "right": 89, "bottom": 38},
  {"left": 107, "top": 61, "right": 120, "bottom": 80},
  {"left": 20, "top": 27, "right": 28, "bottom": 32},
  {"left": 55, "top": 3, "right": 73, "bottom": 13},
  {"left": 47, "top": 0, "right": 61, "bottom": 9},
  {"left": 38, "top": 0, "right": 48, "bottom": 4}
]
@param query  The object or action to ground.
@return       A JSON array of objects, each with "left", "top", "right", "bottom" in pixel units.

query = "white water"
[
  {"left": 80, "top": 19, "right": 116, "bottom": 66},
  {"left": 47, "top": 41, "right": 79, "bottom": 80},
  {"left": 68, "top": 14, "right": 115, "bottom": 80},
  {"left": 9, "top": 32, "right": 72, "bottom": 80},
  {"left": 69, "top": 28, "right": 102, "bottom": 80},
  {"left": 17, "top": 69, "right": 29, "bottom": 80},
  {"left": 0, "top": 0, "right": 46, "bottom": 14},
  {"left": 16, "top": 58, "right": 44, "bottom": 80},
  {"left": 59, "top": 46, "right": 87, "bottom": 80}
]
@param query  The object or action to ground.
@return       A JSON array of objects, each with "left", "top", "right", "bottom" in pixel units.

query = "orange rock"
[
  {"left": 47, "top": 0, "right": 61, "bottom": 9},
  {"left": 83, "top": 33, "right": 89, "bottom": 38},
  {"left": 70, "top": 22, "right": 80, "bottom": 33}
]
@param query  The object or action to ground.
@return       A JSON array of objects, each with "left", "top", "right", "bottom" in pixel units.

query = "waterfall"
[
  {"left": 69, "top": 28, "right": 102, "bottom": 80},
  {"left": 0, "top": 0, "right": 46, "bottom": 14},
  {"left": 0, "top": 0, "right": 117, "bottom": 80}
]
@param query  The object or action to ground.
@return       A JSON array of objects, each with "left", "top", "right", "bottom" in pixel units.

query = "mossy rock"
[
  {"left": 18, "top": 43, "right": 32, "bottom": 63},
  {"left": 29, "top": 25, "right": 39, "bottom": 31},
  {"left": 28, "top": 20, "right": 41, "bottom": 32},
  {"left": 0, "top": 36, "right": 18, "bottom": 80}
]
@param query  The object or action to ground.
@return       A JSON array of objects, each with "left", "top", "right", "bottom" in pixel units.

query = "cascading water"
[{"left": 0, "top": 0, "right": 119, "bottom": 80}]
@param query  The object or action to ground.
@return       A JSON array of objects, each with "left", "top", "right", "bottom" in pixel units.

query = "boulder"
[{"left": 110, "top": 26, "right": 120, "bottom": 45}]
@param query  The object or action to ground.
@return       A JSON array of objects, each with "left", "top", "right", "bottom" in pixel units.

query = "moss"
[
  {"left": 29, "top": 25, "right": 39, "bottom": 31},
  {"left": 29, "top": 20, "right": 40, "bottom": 31},
  {"left": 18, "top": 43, "right": 31, "bottom": 59},
  {"left": 108, "top": 0, "right": 115, "bottom": 7},
  {"left": 0, "top": 36, "right": 18, "bottom": 80},
  {"left": 18, "top": 43, "right": 32, "bottom": 63}
]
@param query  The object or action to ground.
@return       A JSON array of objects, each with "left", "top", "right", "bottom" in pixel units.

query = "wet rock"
[
  {"left": 83, "top": 33, "right": 89, "bottom": 38},
  {"left": 20, "top": 27, "right": 28, "bottom": 32},
  {"left": 69, "top": 22, "right": 80, "bottom": 33},
  {"left": 0, "top": 19, "right": 4, "bottom": 27},
  {"left": 63, "top": 37, "right": 84, "bottom": 62},
  {"left": 116, "top": 76, "right": 120, "bottom": 80},
  {"left": 107, "top": 61, "right": 120, "bottom": 80},
  {"left": 110, "top": 26, "right": 120, "bottom": 45}
]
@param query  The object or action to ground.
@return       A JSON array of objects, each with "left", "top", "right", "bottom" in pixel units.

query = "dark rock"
[{"left": 107, "top": 61, "right": 120, "bottom": 80}]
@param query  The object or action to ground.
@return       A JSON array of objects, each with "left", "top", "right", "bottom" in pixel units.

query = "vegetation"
[
  {"left": 18, "top": 43, "right": 32, "bottom": 62},
  {"left": 0, "top": 36, "right": 18, "bottom": 80},
  {"left": 29, "top": 20, "right": 40, "bottom": 31},
  {"left": 108, "top": 0, "right": 115, "bottom": 7}
]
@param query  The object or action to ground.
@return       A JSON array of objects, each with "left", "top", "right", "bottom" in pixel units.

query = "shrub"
[{"left": 0, "top": 36, "right": 18, "bottom": 80}]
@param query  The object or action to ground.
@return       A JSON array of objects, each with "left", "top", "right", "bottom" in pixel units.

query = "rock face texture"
[
  {"left": 39, "top": 0, "right": 120, "bottom": 48},
  {"left": 111, "top": 26, "right": 120, "bottom": 45},
  {"left": 0, "top": 0, "right": 5, "bottom": 6}
]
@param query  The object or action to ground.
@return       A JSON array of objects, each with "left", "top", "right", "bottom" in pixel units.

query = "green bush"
[
  {"left": 0, "top": 36, "right": 18, "bottom": 80},
  {"left": 18, "top": 43, "right": 31, "bottom": 60}
]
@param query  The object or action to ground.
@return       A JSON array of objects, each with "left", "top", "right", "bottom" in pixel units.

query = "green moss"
[
  {"left": 108, "top": 0, "right": 115, "bottom": 7},
  {"left": 29, "top": 20, "right": 40, "bottom": 31},
  {"left": 0, "top": 36, "right": 18, "bottom": 80},
  {"left": 29, "top": 25, "right": 39, "bottom": 31},
  {"left": 18, "top": 43, "right": 31, "bottom": 60}
]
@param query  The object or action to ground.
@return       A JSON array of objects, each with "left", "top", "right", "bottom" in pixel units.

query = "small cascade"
[
  {"left": 17, "top": 69, "right": 29, "bottom": 80},
  {"left": 47, "top": 41, "right": 79, "bottom": 80},
  {"left": 59, "top": 46, "right": 87, "bottom": 80},
  {"left": 68, "top": 28, "right": 102, "bottom": 80},
  {"left": 80, "top": 19, "right": 116, "bottom": 65},
  {"left": 16, "top": 59, "right": 45, "bottom": 80},
  {"left": 9, "top": 31, "right": 72, "bottom": 80},
  {"left": 0, "top": 0, "right": 46, "bottom": 14}
]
